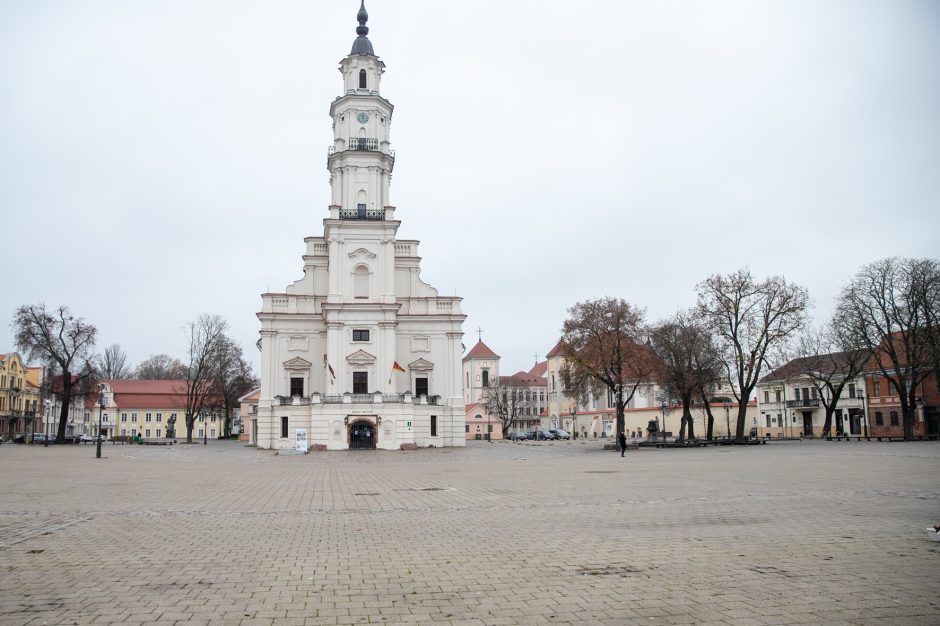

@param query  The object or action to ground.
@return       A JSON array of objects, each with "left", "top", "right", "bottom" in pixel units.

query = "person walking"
[{"left": 618, "top": 431, "right": 627, "bottom": 457}]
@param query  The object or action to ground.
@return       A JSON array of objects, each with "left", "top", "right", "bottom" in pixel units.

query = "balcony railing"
[
  {"left": 339, "top": 207, "right": 384, "bottom": 220},
  {"left": 786, "top": 399, "right": 820, "bottom": 408},
  {"left": 328, "top": 139, "right": 395, "bottom": 158},
  {"left": 277, "top": 394, "right": 442, "bottom": 406}
]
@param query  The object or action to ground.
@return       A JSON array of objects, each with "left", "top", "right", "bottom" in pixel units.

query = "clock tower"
[
  {"left": 327, "top": 1, "right": 394, "bottom": 218},
  {"left": 255, "top": 2, "right": 466, "bottom": 452}
]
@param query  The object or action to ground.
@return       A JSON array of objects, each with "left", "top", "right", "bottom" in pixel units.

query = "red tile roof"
[
  {"left": 463, "top": 341, "right": 499, "bottom": 361},
  {"left": 528, "top": 361, "right": 547, "bottom": 378},
  {"left": 545, "top": 339, "right": 566, "bottom": 359},
  {"left": 86, "top": 379, "right": 221, "bottom": 410}
]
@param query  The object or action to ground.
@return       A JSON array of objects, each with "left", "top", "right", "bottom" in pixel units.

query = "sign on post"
[{"left": 295, "top": 428, "right": 308, "bottom": 452}]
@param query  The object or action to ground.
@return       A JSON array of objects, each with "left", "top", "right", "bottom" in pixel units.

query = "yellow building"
[{"left": 1, "top": 352, "right": 41, "bottom": 440}]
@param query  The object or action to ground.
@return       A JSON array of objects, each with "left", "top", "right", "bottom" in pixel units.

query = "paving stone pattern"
[{"left": 1, "top": 439, "right": 938, "bottom": 625}]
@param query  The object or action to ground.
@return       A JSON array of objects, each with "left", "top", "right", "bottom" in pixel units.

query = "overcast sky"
[{"left": 2, "top": 0, "right": 938, "bottom": 376}]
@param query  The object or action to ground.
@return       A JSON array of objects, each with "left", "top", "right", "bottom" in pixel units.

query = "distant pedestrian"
[{"left": 618, "top": 431, "right": 627, "bottom": 457}]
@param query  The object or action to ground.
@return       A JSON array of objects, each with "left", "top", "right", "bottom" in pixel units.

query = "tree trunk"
[
  {"left": 821, "top": 405, "right": 835, "bottom": 438},
  {"left": 706, "top": 414, "right": 714, "bottom": 440},
  {"left": 680, "top": 394, "right": 693, "bottom": 442},
  {"left": 56, "top": 372, "right": 71, "bottom": 442},
  {"left": 185, "top": 412, "right": 194, "bottom": 444},
  {"left": 615, "top": 395, "right": 625, "bottom": 439},
  {"left": 735, "top": 405, "right": 747, "bottom": 442}
]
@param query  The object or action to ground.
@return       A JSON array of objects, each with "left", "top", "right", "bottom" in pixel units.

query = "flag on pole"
[{"left": 389, "top": 361, "right": 406, "bottom": 384}]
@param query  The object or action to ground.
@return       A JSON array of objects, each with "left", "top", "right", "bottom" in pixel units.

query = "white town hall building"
[{"left": 254, "top": 3, "right": 466, "bottom": 451}]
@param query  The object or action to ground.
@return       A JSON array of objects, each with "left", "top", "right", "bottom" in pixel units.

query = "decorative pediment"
[
  {"left": 347, "top": 248, "right": 377, "bottom": 260},
  {"left": 283, "top": 357, "right": 313, "bottom": 370},
  {"left": 408, "top": 358, "right": 434, "bottom": 371},
  {"left": 346, "top": 349, "right": 376, "bottom": 365}
]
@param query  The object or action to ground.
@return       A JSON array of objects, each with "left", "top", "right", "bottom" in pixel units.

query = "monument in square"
[{"left": 254, "top": 3, "right": 466, "bottom": 451}]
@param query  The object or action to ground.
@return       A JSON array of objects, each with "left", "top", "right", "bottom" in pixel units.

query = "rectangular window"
[
  {"left": 290, "top": 377, "right": 304, "bottom": 396},
  {"left": 873, "top": 382, "right": 881, "bottom": 397},
  {"left": 170, "top": 413, "right": 176, "bottom": 420},
  {"left": 145, "top": 413, "right": 152, "bottom": 422},
  {"left": 487, "top": 424, "right": 493, "bottom": 433},
  {"left": 357, "top": 203, "right": 366, "bottom": 218},
  {"left": 280, "top": 416, "right": 288, "bottom": 438},
  {"left": 156, "top": 429, "right": 161, "bottom": 438},
  {"left": 763, "top": 391, "right": 769, "bottom": 403},
  {"left": 198, "top": 429, "right": 204, "bottom": 437},
  {"left": 353, "top": 371, "right": 368, "bottom": 394},
  {"left": 131, "top": 413, "right": 137, "bottom": 422},
  {"left": 415, "top": 377, "right": 428, "bottom": 397},
  {"left": 430, "top": 415, "right": 437, "bottom": 437},
  {"left": 121, "top": 429, "right": 126, "bottom": 436},
  {"left": 84, "top": 412, "right": 90, "bottom": 422},
  {"left": 775, "top": 390, "right": 781, "bottom": 403},
  {"left": 121, "top": 413, "right": 127, "bottom": 422},
  {"left": 766, "top": 415, "right": 771, "bottom": 427},
  {"left": 199, "top": 415, "right": 205, "bottom": 423},
  {"left": 875, "top": 412, "right": 883, "bottom": 425},
  {"left": 156, "top": 413, "right": 162, "bottom": 422},
  {"left": 145, "top": 429, "right": 151, "bottom": 438},
  {"left": 465, "top": 425, "right": 469, "bottom": 433},
  {"left": 211, "top": 415, "right": 216, "bottom": 422},
  {"left": 210, "top": 429, "right": 216, "bottom": 438},
  {"left": 890, "top": 411, "right": 899, "bottom": 426},
  {"left": 352, "top": 329, "right": 369, "bottom": 342}
]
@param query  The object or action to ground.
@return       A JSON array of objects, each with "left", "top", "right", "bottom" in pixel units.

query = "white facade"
[{"left": 256, "top": 5, "right": 465, "bottom": 451}]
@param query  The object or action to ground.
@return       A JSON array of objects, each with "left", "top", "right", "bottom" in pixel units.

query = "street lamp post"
[
  {"left": 660, "top": 401, "right": 668, "bottom": 442},
  {"left": 723, "top": 400, "right": 731, "bottom": 440},
  {"left": 96, "top": 384, "right": 105, "bottom": 459},
  {"left": 44, "top": 399, "right": 51, "bottom": 448},
  {"left": 570, "top": 407, "right": 577, "bottom": 440},
  {"left": 203, "top": 409, "right": 208, "bottom": 446},
  {"left": 858, "top": 388, "right": 869, "bottom": 439}
]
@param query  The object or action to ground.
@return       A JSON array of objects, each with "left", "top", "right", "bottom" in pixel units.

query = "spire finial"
[{"left": 356, "top": 1, "right": 369, "bottom": 37}]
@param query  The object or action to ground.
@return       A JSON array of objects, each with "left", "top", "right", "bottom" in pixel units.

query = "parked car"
[
  {"left": 13, "top": 433, "right": 27, "bottom": 443},
  {"left": 549, "top": 429, "right": 571, "bottom": 440},
  {"left": 30, "top": 433, "right": 49, "bottom": 444},
  {"left": 507, "top": 431, "right": 527, "bottom": 441},
  {"left": 79, "top": 434, "right": 103, "bottom": 444},
  {"left": 528, "top": 430, "right": 555, "bottom": 441}
]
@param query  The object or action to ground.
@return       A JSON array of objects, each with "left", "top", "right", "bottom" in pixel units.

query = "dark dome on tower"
[{"left": 350, "top": 1, "right": 375, "bottom": 56}]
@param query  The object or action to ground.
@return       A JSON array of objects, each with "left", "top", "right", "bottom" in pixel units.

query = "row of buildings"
[
  {"left": 0, "top": 355, "right": 232, "bottom": 443},
  {"left": 460, "top": 338, "right": 939, "bottom": 443}
]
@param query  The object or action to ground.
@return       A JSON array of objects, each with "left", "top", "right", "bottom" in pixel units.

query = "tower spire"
[{"left": 350, "top": 1, "right": 375, "bottom": 56}]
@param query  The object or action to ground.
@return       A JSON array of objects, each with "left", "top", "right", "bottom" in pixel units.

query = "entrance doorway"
[
  {"left": 802, "top": 412, "right": 813, "bottom": 437},
  {"left": 349, "top": 420, "right": 376, "bottom": 449}
]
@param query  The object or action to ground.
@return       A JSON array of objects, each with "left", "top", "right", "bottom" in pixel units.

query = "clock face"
[{"left": 356, "top": 112, "right": 369, "bottom": 124}]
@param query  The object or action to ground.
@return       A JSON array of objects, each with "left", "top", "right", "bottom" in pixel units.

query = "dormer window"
[{"left": 359, "top": 69, "right": 367, "bottom": 89}]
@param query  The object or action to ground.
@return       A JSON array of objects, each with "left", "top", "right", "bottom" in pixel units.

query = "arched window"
[
  {"left": 354, "top": 265, "right": 369, "bottom": 299},
  {"left": 359, "top": 69, "right": 367, "bottom": 89},
  {"left": 482, "top": 370, "right": 489, "bottom": 388}
]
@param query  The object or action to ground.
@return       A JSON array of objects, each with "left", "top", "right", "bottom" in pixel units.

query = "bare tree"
[
  {"left": 183, "top": 314, "right": 227, "bottom": 443},
  {"left": 12, "top": 304, "right": 97, "bottom": 442},
  {"left": 214, "top": 335, "right": 258, "bottom": 437},
  {"left": 95, "top": 343, "right": 131, "bottom": 379},
  {"left": 696, "top": 268, "right": 810, "bottom": 442},
  {"left": 790, "top": 323, "right": 871, "bottom": 437},
  {"left": 837, "top": 257, "right": 937, "bottom": 440},
  {"left": 479, "top": 375, "right": 533, "bottom": 437},
  {"left": 560, "top": 297, "right": 656, "bottom": 439},
  {"left": 650, "top": 310, "right": 721, "bottom": 442},
  {"left": 134, "top": 354, "right": 187, "bottom": 380}
]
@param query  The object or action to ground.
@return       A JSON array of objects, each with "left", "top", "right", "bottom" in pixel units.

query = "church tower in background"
[{"left": 254, "top": 3, "right": 466, "bottom": 451}]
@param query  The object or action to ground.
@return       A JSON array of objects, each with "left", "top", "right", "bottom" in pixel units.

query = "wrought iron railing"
[
  {"left": 339, "top": 207, "right": 384, "bottom": 220},
  {"left": 786, "top": 399, "right": 820, "bottom": 408}
]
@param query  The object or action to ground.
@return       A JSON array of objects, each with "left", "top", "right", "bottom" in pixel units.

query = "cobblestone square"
[{"left": 1, "top": 439, "right": 938, "bottom": 625}]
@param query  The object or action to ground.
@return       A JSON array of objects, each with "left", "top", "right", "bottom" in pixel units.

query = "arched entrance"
[{"left": 349, "top": 420, "right": 376, "bottom": 450}]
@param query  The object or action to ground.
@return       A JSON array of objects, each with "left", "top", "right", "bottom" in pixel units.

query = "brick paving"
[{"left": 1, "top": 439, "right": 938, "bottom": 625}]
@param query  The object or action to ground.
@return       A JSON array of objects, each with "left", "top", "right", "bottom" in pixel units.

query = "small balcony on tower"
[{"left": 327, "top": 137, "right": 395, "bottom": 160}]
